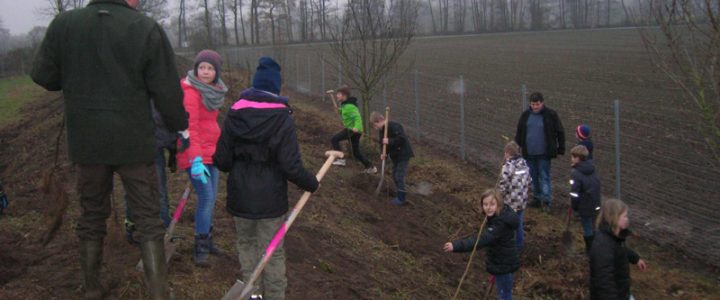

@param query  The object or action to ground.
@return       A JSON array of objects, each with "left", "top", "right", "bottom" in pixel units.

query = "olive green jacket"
[{"left": 31, "top": 0, "right": 188, "bottom": 165}]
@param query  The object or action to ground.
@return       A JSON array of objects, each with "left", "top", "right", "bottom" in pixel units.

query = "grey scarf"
[{"left": 186, "top": 70, "right": 228, "bottom": 111}]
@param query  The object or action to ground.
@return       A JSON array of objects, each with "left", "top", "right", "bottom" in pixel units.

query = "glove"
[
  {"left": 167, "top": 148, "right": 177, "bottom": 173},
  {"left": 178, "top": 130, "right": 190, "bottom": 152},
  {"left": 190, "top": 157, "right": 211, "bottom": 184}
]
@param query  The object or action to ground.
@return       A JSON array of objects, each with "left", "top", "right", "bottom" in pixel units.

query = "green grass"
[{"left": 0, "top": 76, "right": 45, "bottom": 126}]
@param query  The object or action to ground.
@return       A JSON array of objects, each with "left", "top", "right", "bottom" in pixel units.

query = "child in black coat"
[
  {"left": 444, "top": 189, "right": 520, "bottom": 300},
  {"left": 590, "top": 199, "right": 647, "bottom": 300},
  {"left": 569, "top": 145, "right": 601, "bottom": 253},
  {"left": 370, "top": 111, "right": 414, "bottom": 206}
]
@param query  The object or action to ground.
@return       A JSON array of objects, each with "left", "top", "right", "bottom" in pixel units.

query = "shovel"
[
  {"left": 136, "top": 183, "right": 192, "bottom": 272},
  {"left": 222, "top": 151, "right": 345, "bottom": 300},
  {"left": 562, "top": 207, "right": 574, "bottom": 254},
  {"left": 374, "top": 106, "right": 390, "bottom": 196}
]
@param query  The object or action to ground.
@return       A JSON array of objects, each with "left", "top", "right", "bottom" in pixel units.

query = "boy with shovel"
[
  {"left": 569, "top": 145, "right": 601, "bottom": 253},
  {"left": 214, "top": 57, "right": 319, "bottom": 299},
  {"left": 370, "top": 111, "right": 414, "bottom": 206},
  {"left": 329, "top": 86, "right": 377, "bottom": 174}
]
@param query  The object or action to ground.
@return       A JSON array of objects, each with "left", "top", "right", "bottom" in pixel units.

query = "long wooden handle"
[
  {"left": 234, "top": 150, "right": 344, "bottom": 299},
  {"left": 381, "top": 106, "right": 390, "bottom": 157}
]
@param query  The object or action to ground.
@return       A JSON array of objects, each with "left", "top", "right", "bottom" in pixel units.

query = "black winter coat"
[
  {"left": 570, "top": 160, "right": 601, "bottom": 218},
  {"left": 213, "top": 97, "right": 319, "bottom": 220},
  {"left": 515, "top": 107, "right": 566, "bottom": 159},
  {"left": 452, "top": 205, "right": 520, "bottom": 275},
  {"left": 378, "top": 121, "right": 414, "bottom": 161},
  {"left": 590, "top": 224, "right": 640, "bottom": 300}
]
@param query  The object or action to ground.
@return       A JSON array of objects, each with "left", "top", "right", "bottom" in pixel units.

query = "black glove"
[{"left": 0, "top": 181, "right": 7, "bottom": 215}]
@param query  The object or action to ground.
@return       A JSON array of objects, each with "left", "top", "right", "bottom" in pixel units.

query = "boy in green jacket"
[{"left": 331, "top": 86, "right": 377, "bottom": 173}]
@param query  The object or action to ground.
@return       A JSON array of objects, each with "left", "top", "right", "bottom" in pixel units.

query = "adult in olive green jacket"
[{"left": 31, "top": 1, "right": 187, "bottom": 299}]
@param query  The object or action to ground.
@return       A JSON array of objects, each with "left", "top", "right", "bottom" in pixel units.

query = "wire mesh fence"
[{"left": 219, "top": 45, "right": 720, "bottom": 266}]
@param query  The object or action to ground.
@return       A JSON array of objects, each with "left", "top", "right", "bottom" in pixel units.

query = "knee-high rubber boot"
[
  {"left": 79, "top": 240, "right": 104, "bottom": 300},
  {"left": 584, "top": 235, "right": 594, "bottom": 254},
  {"left": 140, "top": 240, "right": 170, "bottom": 300}
]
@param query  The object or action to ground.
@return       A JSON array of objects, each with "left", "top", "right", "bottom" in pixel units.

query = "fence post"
[
  {"left": 321, "top": 56, "right": 325, "bottom": 95},
  {"left": 414, "top": 69, "right": 420, "bottom": 139},
  {"left": 459, "top": 75, "right": 466, "bottom": 161},
  {"left": 614, "top": 99, "right": 621, "bottom": 199},
  {"left": 522, "top": 84, "right": 528, "bottom": 111},
  {"left": 307, "top": 55, "right": 312, "bottom": 93},
  {"left": 382, "top": 77, "right": 387, "bottom": 108}
]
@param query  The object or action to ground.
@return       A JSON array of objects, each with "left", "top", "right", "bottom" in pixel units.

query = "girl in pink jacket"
[{"left": 177, "top": 49, "right": 228, "bottom": 266}]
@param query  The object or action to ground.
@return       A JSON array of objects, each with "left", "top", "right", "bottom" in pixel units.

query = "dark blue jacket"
[
  {"left": 452, "top": 205, "right": 520, "bottom": 275},
  {"left": 578, "top": 139, "right": 594, "bottom": 160},
  {"left": 570, "top": 160, "right": 601, "bottom": 218},
  {"left": 378, "top": 121, "right": 414, "bottom": 161}
]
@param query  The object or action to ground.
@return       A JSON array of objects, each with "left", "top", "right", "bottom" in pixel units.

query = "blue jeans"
[
  {"left": 187, "top": 164, "right": 219, "bottom": 235},
  {"left": 580, "top": 216, "right": 595, "bottom": 237},
  {"left": 516, "top": 210, "right": 525, "bottom": 250},
  {"left": 125, "top": 148, "right": 171, "bottom": 227},
  {"left": 392, "top": 159, "right": 410, "bottom": 192},
  {"left": 526, "top": 156, "right": 552, "bottom": 206},
  {"left": 495, "top": 273, "right": 514, "bottom": 300}
]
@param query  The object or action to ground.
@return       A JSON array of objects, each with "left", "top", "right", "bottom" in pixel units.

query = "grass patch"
[{"left": 0, "top": 76, "right": 45, "bottom": 126}]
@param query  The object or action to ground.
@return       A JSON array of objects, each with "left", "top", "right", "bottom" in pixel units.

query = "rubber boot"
[
  {"left": 140, "top": 240, "right": 170, "bottom": 300},
  {"left": 207, "top": 227, "right": 224, "bottom": 256},
  {"left": 79, "top": 240, "right": 103, "bottom": 300},
  {"left": 584, "top": 235, "right": 594, "bottom": 255},
  {"left": 194, "top": 234, "right": 210, "bottom": 266},
  {"left": 391, "top": 191, "right": 407, "bottom": 206}
]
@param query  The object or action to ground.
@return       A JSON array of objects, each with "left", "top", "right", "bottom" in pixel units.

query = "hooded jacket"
[
  {"left": 590, "top": 224, "right": 640, "bottom": 300},
  {"left": 515, "top": 106, "right": 566, "bottom": 159},
  {"left": 177, "top": 78, "right": 222, "bottom": 170},
  {"left": 378, "top": 121, "right": 414, "bottom": 161},
  {"left": 340, "top": 98, "right": 363, "bottom": 133},
  {"left": 213, "top": 90, "right": 318, "bottom": 219},
  {"left": 570, "top": 160, "right": 602, "bottom": 218},
  {"left": 452, "top": 205, "right": 520, "bottom": 275},
  {"left": 499, "top": 156, "right": 532, "bottom": 212},
  {"left": 31, "top": 0, "right": 187, "bottom": 164}
]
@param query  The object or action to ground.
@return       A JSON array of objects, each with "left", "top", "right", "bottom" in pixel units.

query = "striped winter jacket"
[{"left": 499, "top": 156, "right": 532, "bottom": 212}]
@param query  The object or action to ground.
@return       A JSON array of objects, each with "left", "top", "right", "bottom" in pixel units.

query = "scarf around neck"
[{"left": 186, "top": 70, "right": 228, "bottom": 111}]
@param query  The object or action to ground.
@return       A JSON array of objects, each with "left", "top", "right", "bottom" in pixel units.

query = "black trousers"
[{"left": 331, "top": 129, "right": 371, "bottom": 168}]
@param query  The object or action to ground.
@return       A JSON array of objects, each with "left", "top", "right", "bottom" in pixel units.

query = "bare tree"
[
  {"left": 284, "top": 0, "right": 294, "bottom": 41},
  {"left": 217, "top": 0, "right": 229, "bottom": 45},
  {"left": 178, "top": 0, "right": 188, "bottom": 48},
  {"left": 201, "top": 0, "right": 214, "bottom": 45},
  {"left": 638, "top": 0, "right": 720, "bottom": 165},
  {"left": 250, "top": 0, "right": 261, "bottom": 44},
  {"left": 137, "top": 0, "right": 169, "bottom": 20},
  {"left": 229, "top": 0, "right": 248, "bottom": 45},
  {"left": 329, "top": 0, "right": 418, "bottom": 133},
  {"left": 37, "top": 0, "right": 86, "bottom": 17}
]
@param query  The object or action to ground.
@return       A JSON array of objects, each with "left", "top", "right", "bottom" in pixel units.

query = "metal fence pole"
[
  {"left": 321, "top": 56, "right": 325, "bottom": 95},
  {"left": 460, "top": 75, "right": 466, "bottom": 161},
  {"left": 414, "top": 69, "right": 420, "bottom": 139},
  {"left": 522, "top": 84, "right": 528, "bottom": 111},
  {"left": 307, "top": 55, "right": 312, "bottom": 93},
  {"left": 295, "top": 54, "right": 300, "bottom": 89},
  {"left": 614, "top": 99, "right": 622, "bottom": 199}
]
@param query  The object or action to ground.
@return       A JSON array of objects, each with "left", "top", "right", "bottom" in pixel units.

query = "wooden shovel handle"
[{"left": 381, "top": 107, "right": 390, "bottom": 157}]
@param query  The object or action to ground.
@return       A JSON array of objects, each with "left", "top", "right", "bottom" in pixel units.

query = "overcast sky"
[{"left": 0, "top": 0, "right": 182, "bottom": 35}]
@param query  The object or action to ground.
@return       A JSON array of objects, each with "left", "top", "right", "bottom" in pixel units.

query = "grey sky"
[{"left": 0, "top": 0, "right": 182, "bottom": 35}]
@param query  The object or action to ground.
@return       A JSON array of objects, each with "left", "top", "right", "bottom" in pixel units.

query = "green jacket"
[
  {"left": 31, "top": 0, "right": 187, "bottom": 165},
  {"left": 339, "top": 97, "right": 363, "bottom": 133}
]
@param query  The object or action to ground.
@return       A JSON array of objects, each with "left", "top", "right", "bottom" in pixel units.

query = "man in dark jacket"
[
  {"left": 569, "top": 145, "right": 601, "bottom": 253},
  {"left": 514, "top": 92, "right": 565, "bottom": 211},
  {"left": 30, "top": 0, "right": 187, "bottom": 298},
  {"left": 213, "top": 57, "right": 318, "bottom": 300},
  {"left": 370, "top": 111, "right": 414, "bottom": 206}
]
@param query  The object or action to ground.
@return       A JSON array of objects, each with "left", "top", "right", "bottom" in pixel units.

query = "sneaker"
[
  {"left": 332, "top": 159, "right": 347, "bottom": 166},
  {"left": 194, "top": 234, "right": 210, "bottom": 266},
  {"left": 363, "top": 166, "right": 378, "bottom": 174}
]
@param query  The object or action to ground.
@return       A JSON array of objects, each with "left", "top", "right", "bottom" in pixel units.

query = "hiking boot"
[
  {"left": 363, "top": 166, "right": 378, "bottom": 174},
  {"left": 125, "top": 218, "right": 139, "bottom": 245},
  {"left": 194, "top": 234, "right": 211, "bottom": 266},
  {"left": 584, "top": 235, "right": 594, "bottom": 255},
  {"left": 140, "top": 240, "right": 170, "bottom": 300},
  {"left": 207, "top": 227, "right": 224, "bottom": 256},
  {"left": 332, "top": 159, "right": 347, "bottom": 166},
  {"left": 79, "top": 239, "right": 104, "bottom": 300}
]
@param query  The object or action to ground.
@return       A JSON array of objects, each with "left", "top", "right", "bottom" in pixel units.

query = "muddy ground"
[{"left": 0, "top": 61, "right": 718, "bottom": 299}]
